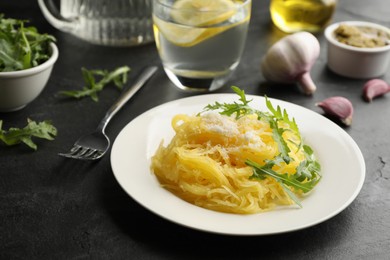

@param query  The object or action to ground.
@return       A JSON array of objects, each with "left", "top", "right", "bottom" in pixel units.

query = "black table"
[{"left": 1, "top": 0, "right": 390, "bottom": 259}]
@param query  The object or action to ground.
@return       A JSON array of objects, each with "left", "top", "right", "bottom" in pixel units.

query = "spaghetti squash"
[{"left": 151, "top": 87, "right": 321, "bottom": 214}]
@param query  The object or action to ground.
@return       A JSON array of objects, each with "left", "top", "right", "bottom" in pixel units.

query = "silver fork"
[{"left": 59, "top": 66, "right": 158, "bottom": 160}]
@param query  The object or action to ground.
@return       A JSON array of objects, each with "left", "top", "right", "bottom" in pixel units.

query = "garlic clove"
[
  {"left": 362, "top": 79, "right": 390, "bottom": 102},
  {"left": 316, "top": 96, "right": 353, "bottom": 126}
]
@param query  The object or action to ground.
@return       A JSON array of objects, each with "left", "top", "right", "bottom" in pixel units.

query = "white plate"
[{"left": 111, "top": 94, "right": 365, "bottom": 236}]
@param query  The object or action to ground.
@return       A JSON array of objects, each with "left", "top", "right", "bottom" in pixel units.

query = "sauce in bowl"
[{"left": 333, "top": 24, "right": 390, "bottom": 48}]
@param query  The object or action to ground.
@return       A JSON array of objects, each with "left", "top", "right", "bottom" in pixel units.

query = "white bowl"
[
  {"left": 0, "top": 42, "right": 59, "bottom": 112},
  {"left": 325, "top": 21, "right": 390, "bottom": 79}
]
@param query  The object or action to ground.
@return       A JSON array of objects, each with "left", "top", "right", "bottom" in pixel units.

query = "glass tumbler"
[{"left": 153, "top": 0, "right": 251, "bottom": 92}]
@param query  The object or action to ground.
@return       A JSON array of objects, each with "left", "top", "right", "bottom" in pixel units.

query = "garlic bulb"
[{"left": 261, "top": 32, "right": 320, "bottom": 95}]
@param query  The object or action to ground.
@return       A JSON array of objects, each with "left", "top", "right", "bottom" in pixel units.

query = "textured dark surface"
[{"left": 1, "top": 0, "right": 390, "bottom": 259}]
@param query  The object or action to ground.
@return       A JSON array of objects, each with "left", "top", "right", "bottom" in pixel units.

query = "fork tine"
[
  {"left": 86, "top": 149, "right": 104, "bottom": 159},
  {"left": 91, "top": 150, "right": 104, "bottom": 159},
  {"left": 77, "top": 147, "right": 90, "bottom": 157},
  {"left": 58, "top": 145, "right": 81, "bottom": 158},
  {"left": 69, "top": 145, "right": 81, "bottom": 154},
  {"left": 59, "top": 146, "right": 104, "bottom": 160},
  {"left": 58, "top": 152, "right": 76, "bottom": 158},
  {"left": 84, "top": 149, "right": 97, "bottom": 158},
  {"left": 59, "top": 146, "right": 89, "bottom": 159}
]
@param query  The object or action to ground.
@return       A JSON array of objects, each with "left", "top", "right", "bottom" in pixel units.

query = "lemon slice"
[
  {"left": 171, "top": 0, "right": 237, "bottom": 26},
  {"left": 154, "top": 14, "right": 238, "bottom": 47},
  {"left": 153, "top": 0, "right": 246, "bottom": 47},
  {"left": 154, "top": 15, "right": 207, "bottom": 47}
]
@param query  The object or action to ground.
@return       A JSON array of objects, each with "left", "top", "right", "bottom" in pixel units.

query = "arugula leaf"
[
  {"left": 202, "top": 86, "right": 322, "bottom": 206},
  {"left": 246, "top": 146, "right": 321, "bottom": 206},
  {"left": 59, "top": 66, "right": 131, "bottom": 102},
  {"left": 201, "top": 86, "right": 257, "bottom": 118},
  {"left": 0, "top": 119, "right": 57, "bottom": 150},
  {"left": 280, "top": 183, "right": 303, "bottom": 207},
  {"left": 268, "top": 118, "right": 291, "bottom": 164},
  {"left": 246, "top": 158, "right": 321, "bottom": 194},
  {"left": 296, "top": 145, "right": 321, "bottom": 180},
  {"left": 265, "top": 97, "right": 300, "bottom": 140},
  {"left": 0, "top": 14, "right": 55, "bottom": 72}
]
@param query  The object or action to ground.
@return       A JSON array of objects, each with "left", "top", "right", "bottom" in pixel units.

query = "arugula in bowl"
[{"left": 0, "top": 14, "right": 56, "bottom": 72}]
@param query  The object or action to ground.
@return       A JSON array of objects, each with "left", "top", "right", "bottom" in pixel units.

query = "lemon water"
[{"left": 153, "top": 0, "right": 251, "bottom": 91}]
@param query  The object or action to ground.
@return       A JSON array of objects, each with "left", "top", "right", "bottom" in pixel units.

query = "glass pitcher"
[{"left": 38, "top": 0, "right": 154, "bottom": 46}]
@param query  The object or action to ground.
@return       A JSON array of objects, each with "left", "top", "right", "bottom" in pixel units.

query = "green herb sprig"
[
  {"left": 0, "top": 119, "right": 57, "bottom": 150},
  {"left": 246, "top": 145, "right": 321, "bottom": 207},
  {"left": 202, "top": 86, "right": 256, "bottom": 118},
  {"left": 0, "top": 14, "right": 56, "bottom": 72},
  {"left": 59, "top": 66, "right": 131, "bottom": 102},
  {"left": 201, "top": 86, "right": 321, "bottom": 206}
]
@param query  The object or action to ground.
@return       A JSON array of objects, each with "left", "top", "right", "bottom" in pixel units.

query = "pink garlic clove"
[
  {"left": 362, "top": 79, "right": 390, "bottom": 102},
  {"left": 316, "top": 96, "right": 353, "bottom": 126}
]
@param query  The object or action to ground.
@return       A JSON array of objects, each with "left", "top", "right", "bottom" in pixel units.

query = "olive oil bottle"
[{"left": 270, "top": 0, "right": 337, "bottom": 33}]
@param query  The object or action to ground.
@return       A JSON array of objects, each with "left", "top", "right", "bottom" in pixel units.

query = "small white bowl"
[
  {"left": 325, "top": 21, "right": 390, "bottom": 79},
  {"left": 0, "top": 42, "right": 59, "bottom": 112}
]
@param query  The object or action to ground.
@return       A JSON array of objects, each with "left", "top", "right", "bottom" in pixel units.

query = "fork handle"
[{"left": 97, "top": 66, "right": 158, "bottom": 133}]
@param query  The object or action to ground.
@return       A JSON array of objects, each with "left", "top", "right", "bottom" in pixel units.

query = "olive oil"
[{"left": 270, "top": 0, "right": 336, "bottom": 33}]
